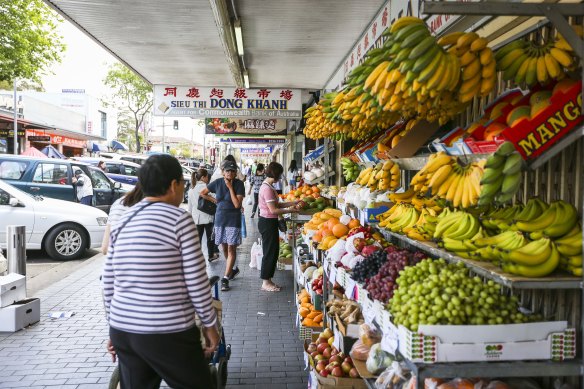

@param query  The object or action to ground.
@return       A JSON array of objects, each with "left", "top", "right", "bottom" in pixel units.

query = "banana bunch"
[
  {"left": 433, "top": 210, "right": 480, "bottom": 241},
  {"left": 410, "top": 152, "right": 455, "bottom": 193},
  {"left": 496, "top": 25, "right": 582, "bottom": 86},
  {"left": 403, "top": 205, "right": 442, "bottom": 241},
  {"left": 389, "top": 187, "right": 416, "bottom": 204},
  {"left": 438, "top": 31, "right": 496, "bottom": 102},
  {"left": 355, "top": 166, "right": 374, "bottom": 186},
  {"left": 513, "top": 200, "right": 578, "bottom": 239},
  {"left": 556, "top": 225, "right": 583, "bottom": 276},
  {"left": 378, "top": 203, "right": 419, "bottom": 233},
  {"left": 354, "top": 161, "right": 401, "bottom": 192},
  {"left": 341, "top": 157, "right": 362, "bottom": 182},
  {"left": 470, "top": 230, "right": 528, "bottom": 262},
  {"left": 426, "top": 160, "right": 485, "bottom": 209},
  {"left": 478, "top": 142, "right": 523, "bottom": 205},
  {"left": 500, "top": 238, "right": 560, "bottom": 277},
  {"left": 481, "top": 198, "right": 548, "bottom": 232}
]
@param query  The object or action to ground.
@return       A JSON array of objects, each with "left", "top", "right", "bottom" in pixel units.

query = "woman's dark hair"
[
  {"left": 224, "top": 154, "right": 236, "bottom": 163},
  {"left": 191, "top": 168, "right": 208, "bottom": 186},
  {"left": 288, "top": 159, "right": 297, "bottom": 172},
  {"left": 256, "top": 163, "right": 265, "bottom": 173},
  {"left": 265, "top": 162, "right": 284, "bottom": 180},
  {"left": 121, "top": 182, "right": 144, "bottom": 207},
  {"left": 138, "top": 154, "right": 183, "bottom": 196}
]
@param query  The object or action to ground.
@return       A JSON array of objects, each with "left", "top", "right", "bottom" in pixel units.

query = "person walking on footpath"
[
  {"left": 248, "top": 163, "right": 265, "bottom": 218},
  {"left": 72, "top": 169, "right": 94, "bottom": 205},
  {"left": 103, "top": 154, "right": 219, "bottom": 389},
  {"left": 200, "top": 159, "right": 245, "bottom": 291},
  {"left": 187, "top": 168, "right": 220, "bottom": 262},
  {"left": 258, "top": 162, "right": 300, "bottom": 292},
  {"left": 210, "top": 154, "right": 245, "bottom": 182},
  {"left": 287, "top": 159, "right": 300, "bottom": 191}
]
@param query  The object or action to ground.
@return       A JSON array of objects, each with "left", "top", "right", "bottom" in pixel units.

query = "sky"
[{"left": 40, "top": 20, "right": 206, "bottom": 142}]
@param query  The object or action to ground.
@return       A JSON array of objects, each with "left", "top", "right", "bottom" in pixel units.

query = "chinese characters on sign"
[
  {"left": 205, "top": 118, "right": 287, "bottom": 135},
  {"left": 154, "top": 86, "right": 302, "bottom": 118}
]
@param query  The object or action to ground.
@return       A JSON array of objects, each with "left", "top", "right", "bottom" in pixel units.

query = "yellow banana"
[
  {"left": 544, "top": 52, "right": 561, "bottom": 79},
  {"left": 459, "top": 51, "right": 477, "bottom": 67},
  {"left": 437, "top": 31, "right": 465, "bottom": 47},
  {"left": 536, "top": 55, "right": 549, "bottom": 84},
  {"left": 457, "top": 32, "right": 479, "bottom": 48},
  {"left": 470, "top": 37, "right": 488, "bottom": 52},
  {"left": 479, "top": 48, "right": 493, "bottom": 66},
  {"left": 481, "top": 59, "right": 496, "bottom": 78},
  {"left": 550, "top": 47, "right": 573, "bottom": 68},
  {"left": 390, "top": 16, "right": 425, "bottom": 34},
  {"left": 480, "top": 75, "right": 496, "bottom": 96},
  {"left": 462, "top": 57, "right": 481, "bottom": 81},
  {"left": 365, "top": 61, "right": 390, "bottom": 90}
]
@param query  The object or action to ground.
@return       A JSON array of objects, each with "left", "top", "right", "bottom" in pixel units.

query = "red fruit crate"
[{"left": 465, "top": 81, "right": 583, "bottom": 160}]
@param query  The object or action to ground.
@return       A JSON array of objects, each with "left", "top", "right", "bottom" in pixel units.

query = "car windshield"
[{"left": 87, "top": 168, "right": 113, "bottom": 189}]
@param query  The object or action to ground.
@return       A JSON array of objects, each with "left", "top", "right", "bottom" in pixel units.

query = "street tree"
[
  {"left": 0, "top": 0, "right": 65, "bottom": 83},
  {"left": 103, "top": 63, "right": 152, "bottom": 152}
]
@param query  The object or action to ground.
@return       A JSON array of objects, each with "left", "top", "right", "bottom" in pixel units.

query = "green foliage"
[
  {"left": 103, "top": 63, "right": 152, "bottom": 152},
  {"left": 0, "top": 0, "right": 65, "bottom": 83},
  {"left": 0, "top": 79, "right": 45, "bottom": 91}
]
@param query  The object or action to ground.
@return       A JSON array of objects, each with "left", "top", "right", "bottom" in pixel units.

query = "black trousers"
[
  {"left": 258, "top": 217, "right": 279, "bottom": 280},
  {"left": 252, "top": 192, "right": 259, "bottom": 214},
  {"left": 197, "top": 223, "right": 218, "bottom": 257},
  {"left": 110, "top": 326, "right": 213, "bottom": 389}
]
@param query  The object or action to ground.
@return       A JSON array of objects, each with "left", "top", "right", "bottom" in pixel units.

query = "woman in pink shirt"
[{"left": 258, "top": 162, "right": 300, "bottom": 292}]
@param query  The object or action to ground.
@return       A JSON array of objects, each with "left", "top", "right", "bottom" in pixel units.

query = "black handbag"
[{"left": 197, "top": 196, "right": 217, "bottom": 215}]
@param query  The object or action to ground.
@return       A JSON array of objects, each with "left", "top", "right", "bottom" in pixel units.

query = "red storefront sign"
[{"left": 26, "top": 130, "right": 87, "bottom": 149}]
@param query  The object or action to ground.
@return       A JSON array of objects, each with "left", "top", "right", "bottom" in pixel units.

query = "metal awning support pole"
[{"left": 13, "top": 79, "right": 17, "bottom": 155}]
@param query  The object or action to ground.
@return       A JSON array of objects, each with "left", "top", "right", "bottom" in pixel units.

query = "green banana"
[
  {"left": 502, "top": 152, "right": 523, "bottom": 175},
  {"left": 503, "top": 238, "right": 552, "bottom": 266}
]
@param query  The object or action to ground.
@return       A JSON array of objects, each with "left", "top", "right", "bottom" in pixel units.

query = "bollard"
[{"left": 6, "top": 225, "right": 26, "bottom": 276}]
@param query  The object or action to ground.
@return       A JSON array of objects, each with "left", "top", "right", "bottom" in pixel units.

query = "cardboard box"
[
  {"left": 359, "top": 205, "right": 390, "bottom": 225},
  {"left": 397, "top": 321, "right": 576, "bottom": 363},
  {"left": 0, "top": 298, "right": 40, "bottom": 332},
  {"left": 0, "top": 273, "right": 26, "bottom": 308},
  {"left": 315, "top": 370, "right": 368, "bottom": 389},
  {"left": 386, "top": 120, "right": 441, "bottom": 159}
]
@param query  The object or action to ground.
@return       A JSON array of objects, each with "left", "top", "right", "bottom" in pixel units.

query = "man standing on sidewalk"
[{"left": 72, "top": 169, "right": 94, "bottom": 206}]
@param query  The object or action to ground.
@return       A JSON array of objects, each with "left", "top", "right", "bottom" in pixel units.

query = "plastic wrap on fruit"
[
  {"left": 359, "top": 323, "right": 382, "bottom": 347},
  {"left": 374, "top": 361, "right": 410, "bottom": 389},
  {"left": 348, "top": 254, "right": 364, "bottom": 270},
  {"left": 327, "top": 239, "right": 347, "bottom": 262},
  {"left": 349, "top": 339, "right": 370, "bottom": 361},
  {"left": 366, "top": 343, "right": 395, "bottom": 375},
  {"left": 345, "top": 232, "right": 365, "bottom": 254},
  {"left": 376, "top": 192, "right": 391, "bottom": 203}
]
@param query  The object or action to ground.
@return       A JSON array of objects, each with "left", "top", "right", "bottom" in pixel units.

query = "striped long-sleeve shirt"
[{"left": 102, "top": 200, "right": 217, "bottom": 334}]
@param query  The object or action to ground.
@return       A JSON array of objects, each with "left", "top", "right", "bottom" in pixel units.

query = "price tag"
[
  {"left": 344, "top": 279, "right": 356, "bottom": 300},
  {"left": 362, "top": 299, "right": 376, "bottom": 325},
  {"left": 372, "top": 300, "right": 384, "bottom": 324},
  {"left": 380, "top": 330, "right": 398, "bottom": 355},
  {"left": 329, "top": 265, "right": 337, "bottom": 285},
  {"left": 333, "top": 327, "right": 343, "bottom": 351}
]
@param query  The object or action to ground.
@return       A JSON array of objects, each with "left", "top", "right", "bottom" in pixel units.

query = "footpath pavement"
[{"left": 0, "top": 209, "right": 307, "bottom": 389}]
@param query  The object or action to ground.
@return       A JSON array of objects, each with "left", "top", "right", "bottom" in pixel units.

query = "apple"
[
  {"left": 321, "top": 328, "right": 333, "bottom": 339},
  {"left": 307, "top": 343, "right": 317, "bottom": 354},
  {"left": 336, "top": 352, "right": 345, "bottom": 360},
  {"left": 332, "top": 366, "right": 344, "bottom": 377},
  {"left": 328, "top": 355, "right": 342, "bottom": 365},
  {"left": 310, "top": 351, "right": 319, "bottom": 359},
  {"left": 315, "top": 361, "right": 326, "bottom": 373},
  {"left": 353, "top": 238, "right": 366, "bottom": 252},
  {"left": 322, "top": 347, "right": 332, "bottom": 359},
  {"left": 318, "top": 336, "right": 328, "bottom": 344},
  {"left": 341, "top": 361, "right": 352, "bottom": 374},
  {"left": 325, "top": 361, "right": 340, "bottom": 372},
  {"left": 328, "top": 336, "right": 334, "bottom": 346},
  {"left": 314, "top": 354, "right": 326, "bottom": 363},
  {"left": 349, "top": 368, "right": 360, "bottom": 378},
  {"left": 343, "top": 356, "right": 352, "bottom": 365},
  {"left": 317, "top": 343, "right": 328, "bottom": 354},
  {"left": 320, "top": 369, "right": 329, "bottom": 377}
]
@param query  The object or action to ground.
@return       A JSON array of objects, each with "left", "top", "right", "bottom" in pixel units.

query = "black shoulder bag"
[{"left": 198, "top": 196, "right": 217, "bottom": 215}]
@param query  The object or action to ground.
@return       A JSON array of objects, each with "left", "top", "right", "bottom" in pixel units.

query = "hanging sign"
[
  {"left": 205, "top": 118, "right": 287, "bottom": 135},
  {"left": 0, "top": 129, "right": 25, "bottom": 137},
  {"left": 239, "top": 147, "right": 272, "bottom": 154},
  {"left": 219, "top": 137, "right": 286, "bottom": 144},
  {"left": 26, "top": 130, "right": 87, "bottom": 148},
  {"left": 154, "top": 86, "right": 302, "bottom": 118}
]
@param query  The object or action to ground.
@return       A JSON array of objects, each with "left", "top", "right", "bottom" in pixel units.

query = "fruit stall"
[{"left": 287, "top": 2, "right": 584, "bottom": 388}]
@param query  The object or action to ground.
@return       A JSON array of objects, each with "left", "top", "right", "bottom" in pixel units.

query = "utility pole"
[
  {"left": 162, "top": 116, "right": 166, "bottom": 153},
  {"left": 13, "top": 79, "right": 18, "bottom": 155}
]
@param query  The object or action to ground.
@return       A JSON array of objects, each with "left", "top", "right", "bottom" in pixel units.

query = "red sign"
[{"left": 26, "top": 130, "right": 87, "bottom": 149}]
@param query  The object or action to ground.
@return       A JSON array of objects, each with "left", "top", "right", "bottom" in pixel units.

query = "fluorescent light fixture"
[
  {"left": 234, "top": 19, "right": 244, "bottom": 56},
  {"left": 243, "top": 70, "right": 250, "bottom": 88}
]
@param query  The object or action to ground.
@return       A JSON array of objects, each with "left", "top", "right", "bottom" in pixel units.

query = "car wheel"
[{"left": 44, "top": 223, "right": 87, "bottom": 261}]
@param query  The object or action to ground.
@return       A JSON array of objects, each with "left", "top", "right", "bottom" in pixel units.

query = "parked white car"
[{"left": 0, "top": 179, "right": 108, "bottom": 261}]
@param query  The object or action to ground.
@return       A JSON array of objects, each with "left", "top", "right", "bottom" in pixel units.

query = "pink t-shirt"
[{"left": 259, "top": 182, "right": 278, "bottom": 219}]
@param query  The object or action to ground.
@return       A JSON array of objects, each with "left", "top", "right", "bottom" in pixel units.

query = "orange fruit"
[
  {"left": 321, "top": 226, "right": 333, "bottom": 237},
  {"left": 313, "top": 231, "right": 323, "bottom": 242},
  {"left": 313, "top": 193, "right": 321, "bottom": 199},
  {"left": 348, "top": 219, "right": 361, "bottom": 229},
  {"left": 332, "top": 224, "right": 349, "bottom": 238},
  {"left": 305, "top": 190, "right": 312, "bottom": 196},
  {"left": 326, "top": 218, "right": 340, "bottom": 229},
  {"left": 312, "top": 186, "right": 320, "bottom": 193}
]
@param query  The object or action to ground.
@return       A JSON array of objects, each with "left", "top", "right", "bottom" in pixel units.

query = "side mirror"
[
  {"left": 9, "top": 197, "right": 22, "bottom": 207},
  {"left": 113, "top": 181, "right": 122, "bottom": 189}
]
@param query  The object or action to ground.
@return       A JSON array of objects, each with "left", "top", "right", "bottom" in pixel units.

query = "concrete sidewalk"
[{"left": 0, "top": 211, "right": 307, "bottom": 389}]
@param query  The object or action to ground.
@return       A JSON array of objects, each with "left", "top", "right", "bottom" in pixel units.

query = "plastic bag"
[
  {"left": 360, "top": 323, "right": 382, "bottom": 347},
  {"left": 375, "top": 361, "right": 410, "bottom": 389},
  {"left": 349, "top": 338, "right": 371, "bottom": 361},
  {"left": 366, "top": 343, "right": 395, "bottom": 375},
  {"left": 327, "top": 238, "right": 347, "bottom": 262},
  {"left": 246, "top": 196, "right": 253, "bottom": 205},
  {"left": 345, "top": 232, "right": 365, "bottom": 254},
  {"left": 249, "top": 239, "right": 262, "bottom": 269}
]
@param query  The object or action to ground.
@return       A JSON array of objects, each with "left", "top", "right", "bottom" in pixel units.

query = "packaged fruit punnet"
[
  {"left": 365, "top": 343, "right": 395, "bottom": 375},
  {"left": 359, "top": 323, "right": 382, "bottom": 347},
  {"left": 349, "top": 338, "right": 371, "bottom": 361}
]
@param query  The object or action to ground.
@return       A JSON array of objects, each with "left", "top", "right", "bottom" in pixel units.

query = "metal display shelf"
[
  {"left": 303, "top": 171, "right": 335, "bottom": 185},
  {"left": 391, "top": 153, "right": 489, "bottom": 171},
  {"left": 379, "top": 229, "right": 581, "bottom": 290},
  {"left": 405, "top": 359, "right": 583, "bottom": 383}
]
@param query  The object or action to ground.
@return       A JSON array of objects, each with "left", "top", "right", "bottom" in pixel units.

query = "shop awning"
[
  {"left": 20, "top": 147, "right": 48, "bottom": 158},
  {"left": 111, "top": 140, "right": 129, "bottom": 151},
  {"left": 0, "top": 112, "right": 105, "bottom": 141},
  {"left": 41, "top": 145, "right": 66, "bottom": 159},
  {"left": 92, "top": 143, "right": 108, "bottom": 152}
]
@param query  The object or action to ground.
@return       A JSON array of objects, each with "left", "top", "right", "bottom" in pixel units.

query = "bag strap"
[{"left": 113, "top": 201, "right": 159, "bottom": 245}]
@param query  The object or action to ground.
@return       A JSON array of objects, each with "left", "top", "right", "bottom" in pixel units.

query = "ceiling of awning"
[{"left": 44, "top": 0, "right": 386, "bottom": 93}]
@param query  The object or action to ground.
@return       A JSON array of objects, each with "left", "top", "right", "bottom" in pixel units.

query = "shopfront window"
[
  {"left": 100, "top": 111, "right": 107, "bottom": 138},
  {"left": 32, "top": 163, "right": 69, "bottom": 184},
  {"left": 0, "top": 161, "right": 29, "bottom": 180}
]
